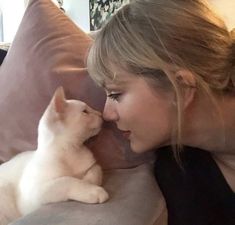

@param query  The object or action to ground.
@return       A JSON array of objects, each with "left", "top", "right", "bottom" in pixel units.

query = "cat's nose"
[
  {"left": 95, "top": 111, "right": 102, "bottom": 116},
  {"left": 86, "top": 105, "right": 102, "bottom": 116},
  {"left": 93, "top": 109, "right": 101, "bottom": 116}
]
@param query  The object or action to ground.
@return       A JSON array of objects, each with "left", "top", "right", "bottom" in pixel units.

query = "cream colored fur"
[{"left": 0, "top": 87, "right": 108, "bottom": 225}]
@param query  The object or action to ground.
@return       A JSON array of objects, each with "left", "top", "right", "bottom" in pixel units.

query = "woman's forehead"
[{"left": 103, "top": 71, "right": 139, "bottom": 89}]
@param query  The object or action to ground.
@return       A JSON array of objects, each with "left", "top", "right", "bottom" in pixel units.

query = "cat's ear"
[{"left": 51, "top": 86, "right": 67, "bottom": 114}]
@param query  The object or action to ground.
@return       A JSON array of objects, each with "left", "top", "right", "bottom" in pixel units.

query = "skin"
[
  {"left": 102, "top": 66, "right": 235, "bottom": 191},
  {"left": 103, "top": 68, "right": 176, "bottom": 153}
]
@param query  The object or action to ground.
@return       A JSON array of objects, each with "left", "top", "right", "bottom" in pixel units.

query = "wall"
[
  {"left": 209, "top": 0, "right": 235, "bottom": 30},
  {"left": 64, "top": 0, "right": 90, "bottom": 32},
  {"left": 0, "top": 8, "right": 3, "bottom": 41},
  {"left": 0, "top": 0, "right": 90, "bottom": 42},
  {"left": 0, "top": 0, "right": 25, "bottom": 42}
]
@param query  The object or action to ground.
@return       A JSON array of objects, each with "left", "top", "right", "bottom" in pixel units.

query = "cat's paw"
[{"left": 86, "top": 186, "right": 109, "bottom": 204}]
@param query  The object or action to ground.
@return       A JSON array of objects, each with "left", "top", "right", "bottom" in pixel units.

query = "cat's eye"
[{"left": 83, "top": 109, "right": 88, "bottom": 114}]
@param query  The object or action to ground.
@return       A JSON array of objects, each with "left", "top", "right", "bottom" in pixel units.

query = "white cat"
[{"left": 0, "top": 87, "right": 109, "bottom": 225}]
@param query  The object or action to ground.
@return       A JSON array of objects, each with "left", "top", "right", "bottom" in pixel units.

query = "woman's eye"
[{"left": 107, "top": 93, "right": 121, "bottom": 101}]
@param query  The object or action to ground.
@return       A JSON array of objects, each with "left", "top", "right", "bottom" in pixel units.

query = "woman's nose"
[{"left": 102, "top": 101, "right": 119, "bottom": 121}]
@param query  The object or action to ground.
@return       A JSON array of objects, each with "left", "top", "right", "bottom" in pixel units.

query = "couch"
[{"left": 0, "top": 0, "right": 167, "bottom": 224}]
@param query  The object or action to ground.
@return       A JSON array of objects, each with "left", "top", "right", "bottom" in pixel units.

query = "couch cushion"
[
  {"left": 0, "top": 0, "right": 154, "bottom": 169},
  {"left": 10, "top": 164, "right": 166, "bottom": 225}
]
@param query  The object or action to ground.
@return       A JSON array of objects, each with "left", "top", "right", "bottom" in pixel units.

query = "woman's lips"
[{"left": 121, "top": 131, "right": 131, "bottom": 139}]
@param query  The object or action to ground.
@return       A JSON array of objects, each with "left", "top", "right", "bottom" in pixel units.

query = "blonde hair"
[{"left": 87, "top": 0, "right": 235, "bottom": 155}]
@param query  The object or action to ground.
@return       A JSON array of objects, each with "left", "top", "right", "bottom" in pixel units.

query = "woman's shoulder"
[
  {"left": 154, "top": 145, "right": 232, "bottom": 194},
  {"left": 154, "top": 146, "right": 212, "bottom": 173},
  {"left": 156, "top": 145, "right": 210, "bottom": 160},
  {"left": 154, "top": 146, "right": 235, "bottom": 225}
]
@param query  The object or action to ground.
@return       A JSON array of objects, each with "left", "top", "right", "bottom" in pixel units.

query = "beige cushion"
[
  {"left": 0, "top": 0, "right": 154, "bottom": 169},
  {"left": 10, "top": 164, "right": 166, "bottom": 225}
]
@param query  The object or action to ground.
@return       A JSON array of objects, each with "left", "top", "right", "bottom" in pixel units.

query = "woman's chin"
[{"left": 130, "top": 142, "right": 152, "bottom": 154}]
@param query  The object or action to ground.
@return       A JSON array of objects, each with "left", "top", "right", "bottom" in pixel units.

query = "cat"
[{"left": 0, "top": 87, "right": 109, "bottom": 225}]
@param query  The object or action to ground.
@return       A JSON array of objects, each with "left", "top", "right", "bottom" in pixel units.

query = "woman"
[{"left": 87, "top": 0, "right": 235, "bottom": 224}]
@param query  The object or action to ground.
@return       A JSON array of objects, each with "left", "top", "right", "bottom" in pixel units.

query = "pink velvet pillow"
[{"left": 0, "top": 0, "right": 153, "bottom": 169}]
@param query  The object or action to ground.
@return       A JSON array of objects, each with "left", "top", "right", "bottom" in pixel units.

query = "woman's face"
[{"left": 103, "top": 68, "right": 175, "bottom": 153}]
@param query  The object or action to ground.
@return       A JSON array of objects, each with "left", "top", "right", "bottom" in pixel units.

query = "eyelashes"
[{"left": 107, "top": 93, "right": 122, "bottom": 101}]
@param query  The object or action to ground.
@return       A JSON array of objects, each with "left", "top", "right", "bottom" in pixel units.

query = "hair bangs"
[
  {"left": 87, "top": 4, "right": 149, "bottom": 87},
  {"left": 87, "top": 34, "right": 115, "bottom": 87}
]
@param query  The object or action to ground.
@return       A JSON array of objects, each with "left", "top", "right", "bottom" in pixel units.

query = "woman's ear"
[{"left": 175, "top": 69, "right": 197, "bottom": 109}]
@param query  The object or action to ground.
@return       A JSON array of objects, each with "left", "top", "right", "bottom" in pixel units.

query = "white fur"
[{"left": 0, "top": 87, "right": 108, "bottom": 225}]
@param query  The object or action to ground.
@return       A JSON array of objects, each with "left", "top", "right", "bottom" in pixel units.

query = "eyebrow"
[{"left": 103, "top": 80, "right": 126, "bottom": 89}]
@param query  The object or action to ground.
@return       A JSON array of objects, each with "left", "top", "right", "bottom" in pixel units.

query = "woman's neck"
[
  {"left": 182, "top": 93, "right": 235, "bottom": 154},
  {"left": 182, "top": 93, "right": 235, "bottom": 191}
]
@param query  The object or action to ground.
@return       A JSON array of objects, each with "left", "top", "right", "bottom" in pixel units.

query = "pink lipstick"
[{"left": 121, "top": 131, "right": 131, "bottom": 139}]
